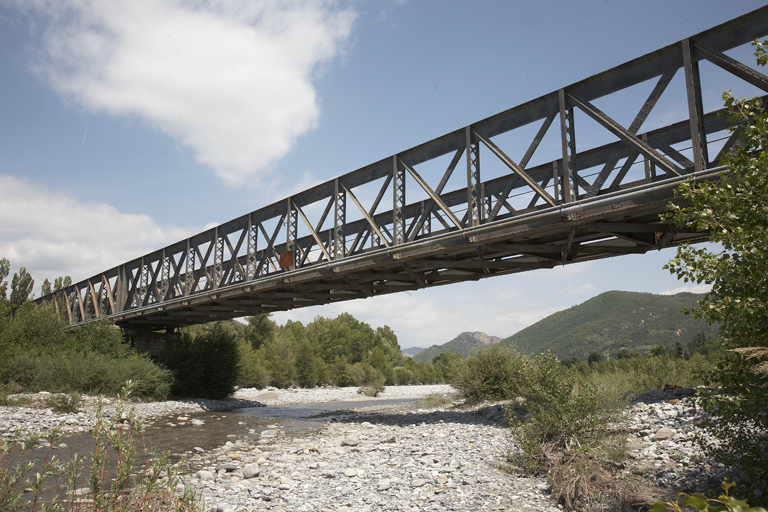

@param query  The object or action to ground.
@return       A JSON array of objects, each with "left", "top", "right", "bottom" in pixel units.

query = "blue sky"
[{"left": 1, "top": 0, "right": 765, "bottom": 348}]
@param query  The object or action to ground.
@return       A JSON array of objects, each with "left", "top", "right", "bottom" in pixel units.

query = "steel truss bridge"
[{"left": 38, "top": 7, "right": 768, "bottom": 333}]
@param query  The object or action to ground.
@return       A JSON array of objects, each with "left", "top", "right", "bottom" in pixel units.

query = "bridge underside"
[{"left": 114, "top": 172, "right": 709, "bottom": 331}]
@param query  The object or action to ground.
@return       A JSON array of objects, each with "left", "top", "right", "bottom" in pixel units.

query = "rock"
[
  {"left": 243, "top": 463, "right": 260, "bottom": 479},
  {"left": 191, "top": 418, "right": 205, "bottom": 426},
  {"left": 344, "top": 469, "right": 357, "bottom": 477},
  {"left": 193, "top": 446, "right": 205, "bottom": 454},
  {"left": 411, "top": 478, "right": 427, "bottom": 487},
  {"left": 651, "top": 427, "right": 676, "bottom": 441},
  {"left": 195, "top": 470, "right": 215, "bottom": 480},
  {"left": 341, "top": 438, "right": 359, "bottom": 447}
]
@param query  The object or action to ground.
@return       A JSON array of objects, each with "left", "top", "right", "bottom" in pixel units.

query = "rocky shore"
[{"left": 0, "top": 385, "right": 741, "bottom": 511}]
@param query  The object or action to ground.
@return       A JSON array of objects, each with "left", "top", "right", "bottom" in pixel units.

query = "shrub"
[
  {"left": 4, "top": 349, "right": 172, "bottom": 399},
  {"left": 451, "top": 345, "right": 530, "bottom": 403},
  {"left": 508, "top": 353, "right": 618, "bottom": 472},
  {"left": 392, "top": 366, "right": 414, "bottom": 385},
  {"left": 45, "top": 392, "right": 82, "bottom": 413}
]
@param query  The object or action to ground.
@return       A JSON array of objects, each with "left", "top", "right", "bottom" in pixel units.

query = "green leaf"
[
  {"left": 646, "top": 502, "right": 675, "bottom": 512},
  {"left": 683, "top": 493, "right": 712, "bottom": 510}
]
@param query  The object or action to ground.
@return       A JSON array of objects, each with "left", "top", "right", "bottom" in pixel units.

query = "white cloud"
[
  {"left": 660, "top": 284, "right": 712, "bottom": 295},
  {"left": 0, "top": 175, "right": 191, "bottom": 293},
  {"left": 561, "top": 283, "right": 597, "bottom": 295},
  {"left": 20, "top": 0, "right": 355, "bottom": 186}
]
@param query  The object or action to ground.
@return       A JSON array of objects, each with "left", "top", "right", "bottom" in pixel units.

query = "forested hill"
[
  {"left": 413, "top": 331, "right": 502, "bottom": 363},
  {"left": 500, "top": 291, "right": 720, "bottom": 359}
]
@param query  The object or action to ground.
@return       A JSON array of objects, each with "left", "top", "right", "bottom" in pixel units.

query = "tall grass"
[{"left": 0, "top": 386, "right": 202, "bottom": 512}]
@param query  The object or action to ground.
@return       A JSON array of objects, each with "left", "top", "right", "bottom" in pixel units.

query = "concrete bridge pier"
[{"left": 125, "top": 328, "right": 179, "bottom": 356}]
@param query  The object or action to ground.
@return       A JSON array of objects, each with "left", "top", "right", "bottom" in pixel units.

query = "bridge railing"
[{"left": 37, "top": 7, "right": 768, "bottom": 327}]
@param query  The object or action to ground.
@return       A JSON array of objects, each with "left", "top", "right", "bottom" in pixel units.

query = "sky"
[{"left": 1, "top": 0, "right": 765, "bottom": 349}]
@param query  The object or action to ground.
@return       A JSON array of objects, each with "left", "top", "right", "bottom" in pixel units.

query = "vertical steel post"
[
  {"left": 683, "top": 39, "right": 708, "bottom": 172},
  {"left": 393, "top": 155, "right": 405, "bottom": 245},
  {"left": 161, "top": 249, "right": 170, "bottom": 300},
  {"left": 184, "top": 239, "right": 194, "bottom": 296},
  {"left": 139, "top": 257, "right": 148, "bottom": 306},
  {"left": 420, "top": 200, "right": 431, "bottom": 236},
  {"left": 247, "top": 213, "right": 257, "bottom": 279},
  {"left": 552, "top": 161, "right": 561, "bottom": 204},
  {"left": 466, "top": 126, "right": 482, "bottom": 227},
  {"left": 333, "top": 178, "right": 346, "bottom": 259},
  {"left": 286, "top": 197, "right": 297, "bottom": 268},
  {"left": 213, "top": 227, "right": 223, "bottom": 290},
  {"left": 117, "top": 264, "right": 127, "bottom": 312},
  {"left": 559, "top": 89, "right": 577, "bottom": 202}
]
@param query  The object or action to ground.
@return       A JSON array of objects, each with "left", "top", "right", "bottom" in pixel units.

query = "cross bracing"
[{"left": 36, "top": 7, "right": 768, "bottom": 331}]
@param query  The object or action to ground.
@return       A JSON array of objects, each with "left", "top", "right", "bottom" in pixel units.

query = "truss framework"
[{"left": 37, "top": 7, "right": 768, "bottom": 330}]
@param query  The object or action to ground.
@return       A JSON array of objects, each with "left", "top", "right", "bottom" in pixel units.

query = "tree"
[
  {"left": 244, "top": 313, "right": 276, "bottom": 350},
  {"left": 294, "top": 338, "right": 318, "bottom": 388},
  {"left": 9, "top": 266, "right": 34, "bottom": 308},
  {"left": 0, "top": 258, "right": 10, "bottom": 301},
  {"left": 664, "top": 39, "right": 768, "bottom": 496},
  {"left": 587, "top": 351, "right": 604, "bottom": 366}
]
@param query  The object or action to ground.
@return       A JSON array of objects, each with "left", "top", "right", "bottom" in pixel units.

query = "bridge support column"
[{"left": 125, "top": 328, "right": 179, "bottom": 356}]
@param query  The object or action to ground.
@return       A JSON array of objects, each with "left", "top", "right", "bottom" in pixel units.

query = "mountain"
[
  {"left": 401, "top": 346, "right": 425, "bottom": 357},
  {"left": 500, "top": 290, "right": 720, "bottom": 359},
  {"left": 413, "top": 331, "right": 502, "bottom": 363}
]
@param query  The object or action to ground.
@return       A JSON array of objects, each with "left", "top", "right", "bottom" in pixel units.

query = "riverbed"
[{"left": 2, "top": 385, "right": 719, "bottom": 511}]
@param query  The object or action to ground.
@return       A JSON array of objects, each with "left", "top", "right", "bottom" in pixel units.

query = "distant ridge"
[
  {"left": 413, "top": 331, "right": 502, "bottom": 363},
  {"left": 500, "top": 290, "right": 719, "bottom": 359},
  {"left": 401, "top": 346, "right": 425, "bottom": 358}
]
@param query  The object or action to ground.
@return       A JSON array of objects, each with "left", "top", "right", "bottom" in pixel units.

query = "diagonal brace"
[
  {"left": 474, "top": 131, "right": 557, "bottom": 207},
  {"left": 568, "top": 94, "right": 682, "bottom": 176}
]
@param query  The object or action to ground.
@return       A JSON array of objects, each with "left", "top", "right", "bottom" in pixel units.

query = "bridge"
[{"left": 37, "top": 7, "right": 768, "bottom": 339}]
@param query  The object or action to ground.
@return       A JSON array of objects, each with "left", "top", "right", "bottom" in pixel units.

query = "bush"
[
  {"left": 508, "top": 353, "right": 618, "bottom": 473},
  {"left": 392, "top": 366, "right": 414, "bottom": 385},
  {"left": 4, "top": 349, "right": 172, "bottom": 399},
  {"left": 451, "top": 345, "right": 530, "bottom": 403},
  {"left": 158, "top": 323, "right": 239, "bottom": 399}
]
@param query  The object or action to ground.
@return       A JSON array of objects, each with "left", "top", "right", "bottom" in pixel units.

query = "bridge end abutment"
[{"left": 125, "top": 328, "right": 179, "bottom": 356}]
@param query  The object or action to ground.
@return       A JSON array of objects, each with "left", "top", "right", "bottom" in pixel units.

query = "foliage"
[
  {"left": 261, "top": 333, "right": 297, "bottom": 388},
  {"left": 9, "top": 266, "right": 34, "bottom": 308},
  {"left": 1, "top": 387, "right": 202, "bottom": 512},
  {"left": 663, "top": 39, "right": 768, "bottom": 497},
  {"left": 5, "top": 349, "right": 172, "bottom": 399},
  {"left": 508, "top": 353, "right": 620, "bottom": 474},
  {"left": 431, "top": 350, "right": 465, "bottom": 382},
  {"left": 0, "top": 427, "right": 64, "bottom": 512},
  {"left": 0, "top": 258, "right": 9, "bottom": 301},
  {"left": 244, "top": 313, "right": 276, "bottom": 350},
  {"left": 451, "top": 345, "right": 530, "bottom": 403},
  {"left": 159, "top": 322, "right": 240, "bottom": 399},
  {"left": 500, "top": 290, "right": 719, "bottom": 359},
  {"left": 646, "top": 481, "right": 767, "bottom": 512},
  {"left": 236, "top": 338, "right": 271, "bottom": 389},
  {"left": 44, "top": 392, "right": 82, "bottom": 413}
]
